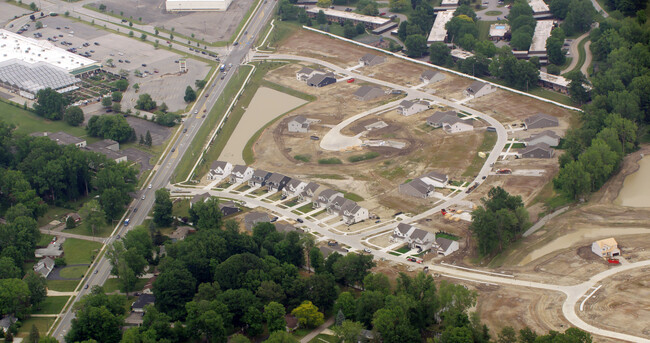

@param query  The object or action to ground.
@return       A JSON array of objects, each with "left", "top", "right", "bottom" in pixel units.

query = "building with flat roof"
[
  {"left": 306, "top": 8, "right": 390, "bottom": 29},
  {"left": 166, "top": 0, "right": 233, "bottom": 11},
  {"left": 528, "top": 0, "right": 552, "bottom": 18},
  {"left": 450, "top": 49, "right": 474, "bottom": 60},
  {"left": 435, "top": 0, "right": 459, "bottom": 11},
  {"left": 427, "top": 10, "right": 455, "bottom": 44},
  {"left": 529, "top": 20, "right": 555, "bottom": 59},
  {"left": 32, "top": 131, "right": 87, "bottom": 148},
  {"left": 489, "top": 23, "right": 510, "bottom": 41}
]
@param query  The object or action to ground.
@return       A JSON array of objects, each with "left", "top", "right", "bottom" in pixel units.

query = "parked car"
[
  {"left": 347, "top": 78, "right": 355, "bottom": 83},
  {"left": 363, "top": 248, "right": 372, "bottom": 253},
  {"left": 296, "top": 218, "right": 304, "bottom": 223}
]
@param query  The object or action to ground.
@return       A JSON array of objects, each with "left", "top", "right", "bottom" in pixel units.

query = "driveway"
[{"left": 48, "top": 264, "right": 90, "bottom": 281}]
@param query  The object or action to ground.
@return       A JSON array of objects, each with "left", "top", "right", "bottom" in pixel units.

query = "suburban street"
[{"left": 48, "top": 0, "right": 278, "bottom": 340}]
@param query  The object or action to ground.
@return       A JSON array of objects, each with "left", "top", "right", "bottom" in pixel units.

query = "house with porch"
[
  {"left": 392, "top": 223, "right": 436, "bottom": 252},
  {"left": 299, "top": 182, "right": 320, "bottom": 202},
  {"left": 229, "top": 165, "right": 254, "bottom": 184},
  {"left": 283, "top": 178, "right": 307, "bottom": 197},
  {"left": 208, "top": 161, "right": 233, "bottom": 180},
  {"left": 249, "top": 169, "right": 272, "bottom": 187},
  {"left": 313, "top": 189, "right": 343, "bottom": 208}
]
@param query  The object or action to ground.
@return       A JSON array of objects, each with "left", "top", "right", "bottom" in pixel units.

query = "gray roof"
[
  {"left": 297, "top": 67, "right": 314, "bottom": 75},
  {"left": 426, "top": 111, "right": 457, "bottom": 124},
  {"left": 403, "top": 178, "right": 435, "bottom": 195},
  {"left": 291, "top": 115, "right": 308, "bottom": 124},
  {"left": 276, "top": 222, "right": 304, "bottom": 234},
  {"left": 467, "top": 81, "right": 488, "bottom": 93},
  {"left": 301, "top": 182, "right": 320, "bottom": 196},
  {"left": 360, "top": 53, "right": 384, "bottom": 64},
  {"left": 0, "top": 315, "right": 17, "bottom": 329},
  {"left": 218, "top": 201, "right": 238, "bottom": 210},
  {"left": 211, "top": 160, "right": 230, "bottom": 170},
  {"left": 232, "top": 164, "right": 250, "bottom": 174},
  {"left": 421, "top": 69, "right": 441, "bottom": 80},
  {"left": 245, "top": 212, "right": 270, "bottom": 231},
  {"left": 396, "top": 223, "right": 412, "bottom": 235},
  {"left": 318, "top": 189, "right": 340, "bottom": 200},
  {"left": 424, "top": 171, "right": 448, "bottom": 182},
  {"left": 252, "top": 169, "right": 271, "bottom": 179},
  {"left": 519, "top": 142, "right": 553, "bottom": 154},
  {"left": 132, "top": 294, "right": 155, "bottom": 310},
  {"left": 267, "top": 173, "right": 289, "bottom": 184},
  {"left": 45, "top": 131, "right": 85, "bottom": 146},
  {"left": 307, "top": 73, "right": 335, "bottom": 85},
  {"left": 410, "top": 228, "right": 434, "bottom": 243},
  {"left": 190, "top": 192, "right": 210, "bottom": 204},
  {"left": 523, "top": 130, "right": 561, "bottom": 142},
  {"left": 524, "top": 113, "right": 559, "bottom": 127},
  {"left": 399, "top": 100, "right": 415, "bottom": 109},
  {"left": 286, "top": 178, "right": 304, "bottom": 189},
  {"left": 354, "top": 85, "right": 383, "bottom": 98},
  {"left": 87, "top": 139, "right": 118, "bottom": 150},
  {"left": 436, "top": 237, "right": 455, "bottom": 251},
  {"left": 0, "top": 59, "right": 78, "bottom": 94}
]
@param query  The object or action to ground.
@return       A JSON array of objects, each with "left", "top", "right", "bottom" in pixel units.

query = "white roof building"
[
  {"left": 427, "top": 10, "right": 455, "bottom": 44},
  {"left": 528, "top": 0, "right": 552, "bottom": 18},
  {"left": 529, "top": 20, "right": 555, "bottom": 56},
  {"left": 306, "top": 8, "right": 390, "bottom": 28},
  {"left": 166, "top": 0, "right": 233, "bottom": 11}
]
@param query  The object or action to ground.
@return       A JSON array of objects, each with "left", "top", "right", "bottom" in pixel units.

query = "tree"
[
  {"left": 372, "top": 307, "right": 420, "bottom": 343},
  {"left": 404, "top": 34, "right": 427, "bottom": 57},
  {"left": 63, "top": 106, "right": 84, "bottom": 126},
  {"left": 430, "top": 42, "right": 453, "bottom": 66},
  {"left": 510, "top": 27, "right": 533, "bottom": 51},
  {"left": 153, "top": 189, "right": 173, "bottom": 227},
  {"left": 317, "top": 0, "right": 332, "bottom": 8},
  {"left": 265, "top": 331, "right": 299, "bottom": 343},
  {"left": 154, "top": 112, "right": 180, "bottom": 127},
  {"left": 291, "top": 301, "right": 324, "bottom": 328},
  {"left": 30, "top": 2, "right": 38, "bottom": 11},
  {"left": 101, "top": 97, "right": 113, "bottom": 109},
  {"left": 38, "top": 336, "right": 59, "bottom": 343},
  {"left": 343, "top": 21, "right": 357, "bottom": 39},
  {"left": 563, "top": 0, "right": 595, "bottom": 35},
  {"left": 79, "top": 200, "right": 105, "bottom": 236},
  {"left": 35, "top": 21, "right": 43, "bottom": 29},
  {"left": 86, "top": 115, "right": 135, "bottom": 143},
  {"left": 356, "top": 23, "right": 365, "bottom": 34},
  {"left": 316, "top": 10, "right": 327, "bottom": 24},
  {"left": 140, "top": 33, "right": 147, "bottom": 41},
  {"left": 98, "top": 4, "right": 107, "bottom": 11},
  {"left": 114, "top": 79, "right": 129, "bottom": 91},
  {"left": 195, "top": 79, "right": 207, "bottom": 89},
  {"left": 153, "top": 264, "right": 196, "bottom": 320},
  {"left": 546, "top": 37, "right": 565, "bottom": 65},
  {"left": 183, "top": 86, "right": 197, "bottom": 103},
  {"left": 111, "top": 91, "right": 123, "bottom": 102},
  {"left": 565, "top": 70, "right": 591, "bottom": 104},
  {"left": 24, "top": 272, "right": 47, "bottom": 307},
  {"left": 135, "top": 93, "right": 157, "bottom": 111},
  {"left": 389, "top": 0, "right": 411, "bottom": 11},
  {"left": 66, "top": 295, "right": 124, "bottom": 343},
  {"left": 0, "top": 257, "right": 22, "bottom": 279},
  {"left": 0, "top": 278, "right": 31, "bottom": 317},
  {"left": 331, "top": 320, "right": 364, "bottom": 343},
  {"left": 334, "top": 292, "right": 357, "bottom": 320},
  {"left": 264, "top": 301, "right": 287, "bottom": 333},
  {"left": 309, "top": 246, "right": 324, "bottom": 273},
  {"left": 307, "top": 273, "right": 339, "bottom": 311},
  {"left": 111, "top": 103, "right": 121, "bottom": 113},
  {"left": 27, "top": 324, "right": 39, "bottom": 343},
  {"left": 34, "top": 88, "right": 66, "bottom": 120},
  {"left": 145, "top": 130, "right": 153, "bottom": 146},
  {"left": 65, "top": 215, "right": 76, "bottom": 230}
]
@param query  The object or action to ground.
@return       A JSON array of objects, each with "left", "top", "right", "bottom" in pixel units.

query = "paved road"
[
  {"left": 562, "top": 32, "right": 590, "bottom": 74},
  {"left": 580, "top": 41, "right": 593, "bottom": 79},
  {"left": 48, "top": 0, "right": 278, "bottom": 340},
  {"left": 476, "top": 0, "right": 510, "bottom": 20}
]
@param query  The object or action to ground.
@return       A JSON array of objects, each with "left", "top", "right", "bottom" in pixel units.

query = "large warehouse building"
[
  {"left": 0, "top": 29, "right": 100, "bottom": 99},
  {"left": 166, "top": 0, "right": 233, "bottom": 11}
]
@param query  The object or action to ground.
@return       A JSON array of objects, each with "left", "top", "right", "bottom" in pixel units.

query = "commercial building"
[
  {"left": 166, "top": 0, "right": 233, "bottom": 11},
  {"left": 427, "top": 10, "right": 455, "bottom": 45},
  {"left": 306, "top": 8, "right": 390, "bottom": 29},
  {"left": 538, "top": 71, "right": 570, "bottom": 93},
  {"left": 435, "top": 0, "right": 460, "bottom": 11},
  {"left": 0, "top": 29, "right": 100, "bottom": 98}
]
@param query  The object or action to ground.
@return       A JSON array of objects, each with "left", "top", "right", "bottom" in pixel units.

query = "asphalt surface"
[{"left": 48, "top": 0, "right": 277, "bottom": 340}]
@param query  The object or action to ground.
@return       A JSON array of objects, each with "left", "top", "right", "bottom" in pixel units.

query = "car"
[
  {"left": 142, "top": 63, "right": 147, "bottom": 67},
  {"left": 363, "top": 248, "right": 372, "bottom": 253},
  {"left": 310, "top": 136, "right": 319, "bottom": 140},
  {"left": 347, "top": 78, "right": 355, "bottom": 83},
  {"left": 270, "top": 216, "right": 279, "bottom": 222},
  {"left": 190, "top": 48, "right": 194, "bottom": 51},
  {"left": 296, "top": 218, "right": 304, "bottom": 223},
  {"left": 56, "top": 27, "right": 60, "bottom": 30},
  {"left": 149, "top": 184, "right": 152, "bottom": 189},
  {"left": 205, "top": 93, "right": 209, "bottom": 97},
  {"left": 141, "top": 195, "right": 146, "bottom": 200},
  {"left": 183, "top": 128, "right": 187, "bottom": 133},
  {"left": 202, "top": 114, "right": 206, "bottom": 118},
  {"left": 221, "top": 75, "right": 225, "bottom": 80},
  {"left": 497, "top": 17, "right": 501, "bottom": 20},
  {"left": 345, "top": 7, "right": 352, "bottom": 11},
  {"left": 380, "top": 12, "right": 386, "bottom": 15},
  {"left": 125, "top": 60, "right": 131, "bottom": 63},
  {"left": 171, "top": 147, "right": 176, "bottom": 152},
  {"left": 94, "top": 270, "right": 98, "bottom": 274},
  {"left": 117, "top": 234, "right": 121, "bottom": 239},
  {"left": 118, "top": 59, "right": 123, "bottom": 63},
  {"left": 194, "top": 110, "right": 199, "bottom": 114},
  {"left": 407, "top": 257, "right": 417, "bottom": 262},
  {"left": 84, "top": 284, "right": 89, "bottom": 289},
  {"left": 375, "top": 220, "right": 381, "bottom": 223},
  {"left": 94, "top": 42, "right": 100, "bottom": 45},
  {"left": 233, "top": 42, "right": 239, "bottom": 46},
  {"left": 133, "top": 208, "right": 138, "bottom": 212}
]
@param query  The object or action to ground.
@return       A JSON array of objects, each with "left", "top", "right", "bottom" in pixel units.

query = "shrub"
[
  {"left": 348, "top": 151, "right": 380, "bottom": 162},
  {"left": 318, "top": 158, "right": 342, "bottom": 164},
  {"left": 294, "top": 154, "right": 311, "bottom": 162}
]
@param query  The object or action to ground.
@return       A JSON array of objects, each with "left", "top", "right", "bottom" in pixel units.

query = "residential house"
[
  {"left": 359, "top": 53, "right": 385, "bottom": 66},
  {"left": 131, "top": 294, "right": 155, "bottom": 313},
  {"left": 66, "top": 212, "right": 81, "bottom": 223},
  {"left": 441, "top": 116, "right": 473, "bottom": 134},
  {"left": 288, "top": 116, "right": 310, "bottom": 133},
  {"left": 170, "top": 226, "right": 195, "bottom": 242},
  {"left": 358, "top": 329, "right": 377, "bottom": 343},
  {"left": 307, "top": 73, "right": 337, "bottom": 87},
  {"left": 327, "top": 196, "right": 349, "bottom": 215},
  {"left": 420, "top": 70, "right": 445, "bottom": 84},
  {"left": 354, "top": 85, "right": 385, "bottom": 101},
  {"left": 524, "top": 112, "right": 559, "bottom": 130},
  {"left": 434, "top": 237, "right": 459, "bottom": 256},
  {"left": 296, "top": 67, "right": 322, "bottom": 81},
  {"left": 591, "top": 238, "right": 620, "bottom": 258},
  {"left": 266, "top": 173, "right": 291, "bottom": 192},
  {"left": 283, "top": 178, "right": 307, "bottom": 197},
  {"left": 420, "top": 171, "right": 448, "bottom": 188},
  {"left": 285, "top": 314, "right": 299, "bottom": 332},
  {"left": 34, "top": 242, "right": 63, "bottom": 258},
  {"left": 218, "top": 201, "right": 240, "bottom": 217},
  {"left": 319, "top": 245, "right": 348, "bottom": 258},
  {"left": 249, "top": 169, "right": 272, "bottom": 187},
  {"left": 208, "top": 161, "right": 233, "bottom": 180},
  {"left": 519, "top": 143, "right": 554, "bottom": 158},
  {"left": 299, "top": 182, "right": 320, "bottom": 202},
  {"left": 313, "top": 189, "right": 343, "bottom": 208},
  {"left": 426, "top": 111, "right": 458, "bottom": 127},
  {"left": 0, "top": 315, "right": 17, "bottom": 333},
  {"left": 229, "top": 165, "right": 254, "bottom": 184},
  {"left": 190, "top": 192, "right": 211, "bottom": 207},
  {"left": 397, "top": 100, "right": 429, "bottom": 116},
  {"left": 392, "top": 223, "right": 436, "bottom": 252},
  {"left": 340, "top": 200, "right": 369, "bottom": 224},
  {"left": 33, "top": 257, "right": 55, "bottom": 278},
  {"left": 523, "top": 130, "right": 560, "bottom": 147},
  {"left": 399, "top": 178, "right": 436, "bottom": 198},
  {"left": 464, "top": 81, "right": 496, "bottom": 98},
  {"left": 245, "top": 212, "right": 270, "bottom": 231}
]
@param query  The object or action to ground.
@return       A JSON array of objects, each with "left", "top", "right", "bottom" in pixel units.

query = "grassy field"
[
  {"left": 64, "top": 221, "right": 115, "bottom": 237},
  {"left": 477, "top": 21, "right": 497, "bottom": 41},
  {"left": 0, "top": 100, "right": 93, "bottom": 138},
  {"left": 309, "top": 334, "right": 338, "bottom": 343},
  {"left": 174, "top": 64, "right": 254, "bottom": 182},
  {"left": 33, "top": 296, "right": 70, "bottom": 315},
  {"left": 172, "top": 199, "right": 191, "bottom": 218},
  {"left": 37, "top": 234, "right": 54, "bottom": 247},
  {"left": 462, "top": 131, "right": 497, "bottom": 177},
  {"left": 259, "top": 21, "right": 301, "bottom": 50},
  {"left": 62, "top": 239, "right": 102, "bottom": 264},
  {"left": 343, "top": 192, "right": 364, "bottom": 202},
  {"left": 59, "top": 265, "right": 88, "bottom": 279},
  {"left": 102, "top": 278, "right": 149, "bottom": 293},
  {"left": 46, "top": 280, "right": 80, "bottom": 292},
  {"left": 17, "top": 317, "right": 55, "bottom": 338}
]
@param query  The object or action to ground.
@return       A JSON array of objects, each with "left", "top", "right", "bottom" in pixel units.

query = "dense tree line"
[
  {"left": 508, "top": 0, "right": 536, "bottom": 51},
  {"left": 86, "top": 114, "right": 136, "bottom": 143},
  {"left": 554, "top": 14, "right": 648, "bottom": 199},
  {"left": 470, "top": 187, "right": 530, "bottom": 256}
]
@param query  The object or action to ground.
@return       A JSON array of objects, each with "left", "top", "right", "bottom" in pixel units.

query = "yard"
[
  {"left": 46, "top": 280, "right": 80, "bottom": 292},
  {"left": 102, "top": 278, "right": 149, "bottom": 293},
  {"left": 462, "top": 131, "right": 497, "bottom": 177},
  {"left": 16, "top": 317, "right": 55, "bottom": 338},
  {"left": 64, "top": 221, "right": 115, "bottom": 237},
  {"left": 59, "top": 265, "right": 89, "bottom": 279},
  {"left": 297, "top": 203, "right": 315, "bottom": 213},
  {"left": 33, "top": 296, "right": 70, "bottom": 315},
  {"left": 62, "top": 238, "right": 103, "bottom": 264},
  {"left": 172, "top": 199, "right": 191, "bottom": 219},
  {"left": 0, "top": 100, "right": 91, "bottom": 138}
]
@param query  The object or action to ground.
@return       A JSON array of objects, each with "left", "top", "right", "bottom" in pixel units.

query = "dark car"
[
  {"left": 296, "top": 218, "right": 304, "bottom": 223},
  {"left": 133, "top": 208, "right": 138, "bottom": 212},
  {"left": 171, "top": 147, "right": 176, "bottom": 152},
  {"left": 183, "top": 128, "right": 187, "bottom": 133}
]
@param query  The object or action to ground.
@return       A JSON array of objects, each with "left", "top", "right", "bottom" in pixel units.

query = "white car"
[
  {"left": 148, "top": 184, "right": 152, "bottom": 189},
  {"left": 194, "top": 110, "right": 198, "bottom": 114},
  {"left": 141, "top": 195, "right": 146, "bottom": 200}
]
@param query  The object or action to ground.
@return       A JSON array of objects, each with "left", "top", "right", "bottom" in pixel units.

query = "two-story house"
[{"left": 229, "top": 165, "right": 254, "bottom": 184}]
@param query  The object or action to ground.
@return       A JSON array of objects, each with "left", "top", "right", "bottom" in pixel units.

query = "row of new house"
[
  {"left": 392, "top": 223, "right": 459, "bottom": 256},
  {"left": 208, "top": 162, "right": 369, "bottom": 224}
]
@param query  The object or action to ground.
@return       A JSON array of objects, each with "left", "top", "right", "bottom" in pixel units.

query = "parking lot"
[
  {"left": 32, "top": 16, "right": 212, "bottom": 112},
  {"left": 0, "top": 2, "right": 30, "bottom": 26},
  {"left": 87, "top": 0, "right": 257, "bottom": 43},
  {"left": 126, "top": 116, "right": 172, "bottom": 146}
]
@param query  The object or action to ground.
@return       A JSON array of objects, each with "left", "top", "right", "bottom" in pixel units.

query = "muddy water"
[
  {"left": 518, "top": 227, "right": 650, "bottom": 266},
  {"left": 615, "top": 156, "right": 650, "bottom": 207},
  {"left": 218, "top": 87, "right": 306, "bottom": 165}
]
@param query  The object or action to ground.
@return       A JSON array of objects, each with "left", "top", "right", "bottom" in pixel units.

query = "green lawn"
[
  {"left": 396, "top": 245, "right": 410, "bottom": 253},
  {"left": 297, "top": 203, "right": 315, "bottom": 213},
  {"left": 477, "top": 20, "right": 497, "bottom": 41},
  {"left": 436, "top": 232, "right": 460, "bottom": 241},
  {"left": 33, "top": 296, "right": 70, "bottom": 315},
  {"left": 62, "top": 238, "right": 102, "bottom": 264},
  {"left": 46, "top": 280, "right": 80, "bottom": 292},
  {"left": 64, "top": 221, "right": 115, "bottom": 237},
  {"left": 343, "top": 192, "right": 364, "bottom": 202},
  {"left": 462, "top": 132, "right": 497, "bottom": 177},
  {"left": 292, "top": 328, "right": 313, "bottom": 339},
  {"left": 37, "top": 234, "right": 54, "bottom": 247},
  {"left": 17, "top": 317, "right": 55, "bottom": 338},
  {"left": 172, "top": 199, "right": 191, "bottom": 218},
  {"left": 102, "top": 278, "right": 149, "bottom": 293},
  {"left": 485, "top": 10, "right": 503, "bottom": 15},
  {"left": 0, "top": 100, "right": 91, "bottom": 138},
  {"left": 309, "top": 334, "right": 338, "bottom": 343},
  {"left": 59, "top": 265, "right": 88, "bottom": 279}
]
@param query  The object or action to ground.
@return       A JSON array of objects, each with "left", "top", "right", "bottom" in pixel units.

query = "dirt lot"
[
  {"left": 87, "top": 0, "right": 256, "bottom": 42},
  {"left": 581, "top": 268, "right": 650, "bottom": 339},
  {"left": 469, "top": 89, "right": 577, "bottom": 125}
]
